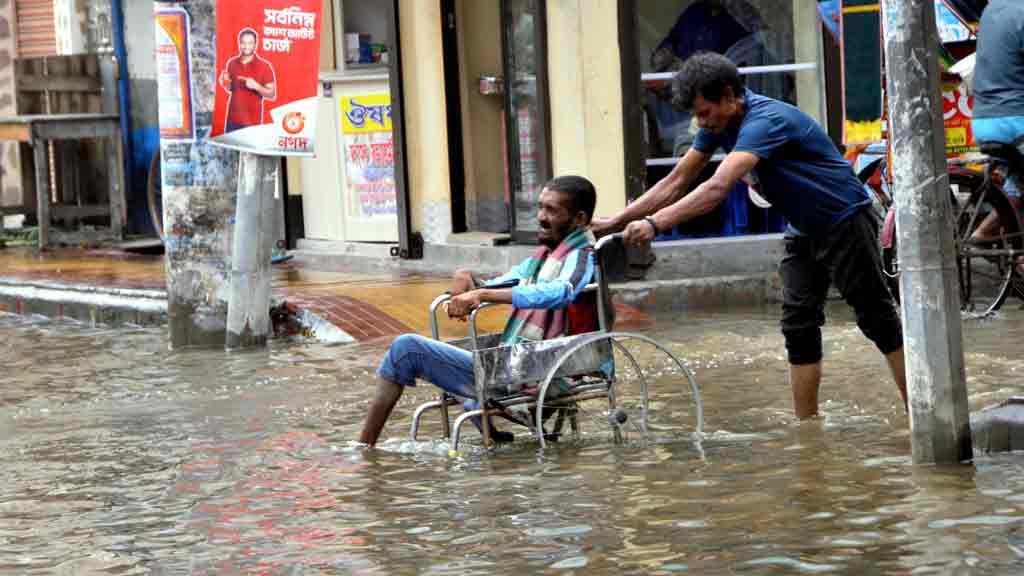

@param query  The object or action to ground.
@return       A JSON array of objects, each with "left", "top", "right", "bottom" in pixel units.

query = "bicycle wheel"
[
  {"left": 955, "top": 173, "right": 1023, "bottom": 315},
  {"left": 147, "top": 148, "right": 163, "bottom": 241}
]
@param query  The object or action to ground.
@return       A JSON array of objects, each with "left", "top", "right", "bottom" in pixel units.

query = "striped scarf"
[{"left": 500, "top": 227, "right": 595, "bottom": 345}]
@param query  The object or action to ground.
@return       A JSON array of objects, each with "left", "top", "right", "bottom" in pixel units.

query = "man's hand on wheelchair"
[
  {"left": 589, "top": 216, "right": 620, "bottom": 238},
  {"left": 623, "top": 218, "right": 656, "bottom": 248},
  {"left": 451, "top": 269, "right": 478, "bottom": 295},
  {"left": 446, "top": 290, "right": 481, "bottom": 320}
]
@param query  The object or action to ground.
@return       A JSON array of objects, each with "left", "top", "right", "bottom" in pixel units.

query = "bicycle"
[{"left": 856, "top": 153, "right": 1024, "bottom": 316}]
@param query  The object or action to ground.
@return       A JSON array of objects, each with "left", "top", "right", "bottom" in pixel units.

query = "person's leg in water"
[
  {"left": 359, "top": 334, "right": 513, "bottom": 446},
  {"left": 360, "top": 377, "right": 405, "bottom": 446},
  {"left": 884, "top": 347, "right": 908, "bottom": 410},
  {"left": 790, "top": 361, "right": 823, "bottom": 418},
  {"left": 790, "top": 353, "right": 907, "bottom": 416},
  {"left": 830, "top": 209, "right": 908, "bottom": 411},
  {"left": 780, "top": 235, "right": 830, "bottom": 418}
]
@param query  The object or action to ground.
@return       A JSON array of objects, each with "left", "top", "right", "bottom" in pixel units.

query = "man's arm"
[
  {"left": 219, "top": 61, "right": 234, "bottom": 92},
  {"left": 263, "top": 82, "right": 277, "bottom": 101},
  {"left": 446, "top": 287, "right": 514, "bottom": 318},
  {"left": 624, "top": 151, "right": 760, "bottom": 246},
  {"left": 447, "top": 251, "right": 593, "bottom": 317},
  {"left": 451, "top": 259, "right": 528, "bottom": 295},
  {"left": 243, "top": 77, "right": 276, "bottom": 99},
  {"left": 591, "top": 147, "right": 711, "bottom": 237},
  {"left": 259, "top": 64, "right": 278, "bottom": 101}
]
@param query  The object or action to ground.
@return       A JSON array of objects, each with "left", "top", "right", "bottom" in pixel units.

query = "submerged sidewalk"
[{"left": 0, "top": 247, "right": 653, "bottom": 343}]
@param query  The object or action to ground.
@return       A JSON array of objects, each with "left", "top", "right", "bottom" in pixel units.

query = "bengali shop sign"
[
  {"left": 211, "top": 0, "right": 322, "bottom": 156},
  {"left": 340, "top": 94, "right": 397, "bottom": 218}
]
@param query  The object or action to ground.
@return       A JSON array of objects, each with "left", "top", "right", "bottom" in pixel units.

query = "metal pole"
[
  {"left": 226, "top": 153, "right": 277, "bottom": 349},
  {"left": 881, "top": 0, "right": 971, "bottom": 464},
  {"left": 110, "top": 0, "right": 134, "bottom": 218}
]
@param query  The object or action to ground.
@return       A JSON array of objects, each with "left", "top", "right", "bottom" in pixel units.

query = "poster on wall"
[
  {"left": 155, "top": 6, "right": 195, "bottom": 141},
  {"left": 943, "top": 80, "right": 976, "bottom": 158},
  {"left": 210, "top": 0, "right": 322, "bottom": 156},
  {"left": 339, "top": 94, "right": 396, "bottom": 218}
]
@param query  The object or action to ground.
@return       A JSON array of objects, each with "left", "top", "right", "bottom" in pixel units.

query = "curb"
[
  {"left": 0, "top": 274, "right": 785, "bottom": 335},
  {"left": 0, "top": 278, "right": 167, "bottom": 326},
  {"left": 0, "top": 278, "right": 358, "bottom": 343},
  {"left": 610, "top": 274, "right": 783, "bottom": 312}
]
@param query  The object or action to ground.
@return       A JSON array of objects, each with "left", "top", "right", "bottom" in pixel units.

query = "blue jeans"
[
  {"left": 377, "top": 334, "right": 480, "bottom": 411},
  {"left": 973, "top": 116, "right": 1024, "bottom": 198}
]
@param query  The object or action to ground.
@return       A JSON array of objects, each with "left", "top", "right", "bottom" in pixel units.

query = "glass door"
[{"left": 502, "top": 0, "right": 551, "bottom": 243}]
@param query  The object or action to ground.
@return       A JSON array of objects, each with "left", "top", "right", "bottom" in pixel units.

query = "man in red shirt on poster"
[{"left": 219, "top": 28, "right": 277, "bottom": 133}]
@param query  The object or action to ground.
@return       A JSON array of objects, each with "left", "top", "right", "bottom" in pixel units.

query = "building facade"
[{"left": 290, "top": 0, "right": 834, "bottom": 252}]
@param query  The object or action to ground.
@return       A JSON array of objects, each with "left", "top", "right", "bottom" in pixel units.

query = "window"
[
  {"left": 634, "top": 0, "right": 826, "bottom": 237},
  {"left": 334, "top": 0, "right": 392, "bottom": 71}
]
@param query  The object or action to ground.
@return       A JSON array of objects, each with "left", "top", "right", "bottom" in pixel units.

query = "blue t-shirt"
[
  {"left": 693, "top": 90, "right": 871, "bottom": 236},
  {"left": 973, "top": 0, "right": 1024, "bottom": 119}
]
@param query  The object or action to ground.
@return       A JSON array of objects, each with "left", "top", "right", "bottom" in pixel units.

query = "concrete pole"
[
  {"left": 156, "top": 0, "right": 240, "bottom": 348},
  {"left": 226, "top": 153, "right": 278, "bottom": 349},
  {"left": 881, "top": 0, "right": 972, "bottom": 464}
]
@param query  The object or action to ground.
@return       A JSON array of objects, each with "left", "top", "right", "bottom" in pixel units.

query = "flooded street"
[{"left": 4, "top": 306, "right": 1024, "bottom": 574}]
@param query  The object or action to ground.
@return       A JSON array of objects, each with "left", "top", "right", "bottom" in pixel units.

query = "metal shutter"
[{"left": 16, "top": 0, "right": 57, "bottom": 58}]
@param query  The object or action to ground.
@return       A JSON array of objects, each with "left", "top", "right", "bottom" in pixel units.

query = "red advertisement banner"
[{"left": 211, "top": 0, "right": 322, "bottom": 156}]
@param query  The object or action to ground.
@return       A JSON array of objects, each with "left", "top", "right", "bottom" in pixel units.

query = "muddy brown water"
[{"left": 3, "top": 304, "right": 1024, "bottom": 574}]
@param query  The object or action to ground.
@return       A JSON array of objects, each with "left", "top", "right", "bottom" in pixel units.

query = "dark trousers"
[{"left": 779, "top": 208, "right": 903, "bottom": 365}]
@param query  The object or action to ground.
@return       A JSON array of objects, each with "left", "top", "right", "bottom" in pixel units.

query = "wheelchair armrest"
[
  {"left": 469, "top": 301, "right": 501, "bottom": 349},
  {"left": 429, "top": 292, "right": 453, "bottom": 340}
]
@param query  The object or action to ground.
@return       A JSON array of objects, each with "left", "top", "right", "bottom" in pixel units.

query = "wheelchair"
[{"left": 408, "top": 234, "right": 705, "bottom": 451}]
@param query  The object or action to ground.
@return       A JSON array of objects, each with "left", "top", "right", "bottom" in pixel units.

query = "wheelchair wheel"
[{"left": 534, "top": 333, "right": 703, "bottom": 449}]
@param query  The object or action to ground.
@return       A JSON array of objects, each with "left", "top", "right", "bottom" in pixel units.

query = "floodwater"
[{"left": 4, "top": 305, "right": 1024, "bottom": 575}]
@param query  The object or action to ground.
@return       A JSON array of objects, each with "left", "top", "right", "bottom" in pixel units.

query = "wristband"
[{"left": 644, "top": 216, "right": 660, "bottom": 236}]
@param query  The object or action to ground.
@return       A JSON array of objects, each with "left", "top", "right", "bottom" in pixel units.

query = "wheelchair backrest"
[{"left": 590, "top": 233, "right": 625, "bottom": 331}]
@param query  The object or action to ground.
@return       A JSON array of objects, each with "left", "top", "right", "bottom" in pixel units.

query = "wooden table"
[{"left": 0, "top": 114, "right": 125, "bottom": 248}]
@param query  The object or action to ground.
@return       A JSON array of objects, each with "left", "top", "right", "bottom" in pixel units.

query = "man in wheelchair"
[{"left": 359, "top": 175, "right": 600, "bottom": 447}]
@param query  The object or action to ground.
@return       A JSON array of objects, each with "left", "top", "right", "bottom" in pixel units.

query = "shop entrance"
[{"left": 445, "top": 0, "right": 552, "bottom": 245}]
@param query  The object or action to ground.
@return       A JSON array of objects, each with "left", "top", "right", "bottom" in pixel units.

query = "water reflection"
[{"left": 3, "top": 307, "right": 1024, "bottom": 573}]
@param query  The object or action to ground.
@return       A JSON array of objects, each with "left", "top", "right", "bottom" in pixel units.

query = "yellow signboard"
[{"left": 340, "top": 94, "right": 392, "bottom": 134}]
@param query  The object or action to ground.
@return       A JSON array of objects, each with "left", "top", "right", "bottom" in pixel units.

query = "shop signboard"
[
  {"left": 841, "top": 0, "right": 883, "bottom": 144},
  {"left": 339, "top": 94, "right": 397, "bottom": 218},
  {"left": 840, "top": 0, "right": 977, "bottom": 146},
  {"left": 210, "top": 0, "right": 323, "bottom": 156}
]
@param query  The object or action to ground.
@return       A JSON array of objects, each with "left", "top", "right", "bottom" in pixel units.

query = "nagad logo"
[{"left": 282, "top": 111, "right": 306, "bottom": 135}]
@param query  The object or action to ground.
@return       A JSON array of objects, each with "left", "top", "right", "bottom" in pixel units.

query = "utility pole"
[
  {"left": 156, "top": 0, "right": 241, "bottom": 348},
  {"left": 881, "top": 0, "right": 972, "bottom": 463},
  {"left": 226, "top": 153, "right": 278, "bottom": 349}
]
